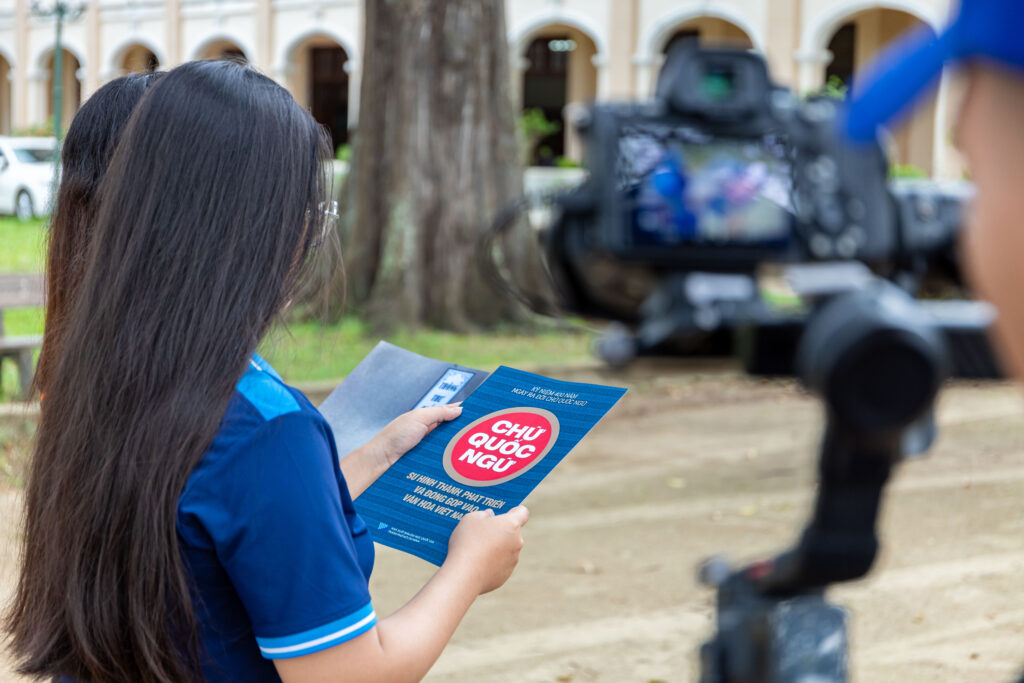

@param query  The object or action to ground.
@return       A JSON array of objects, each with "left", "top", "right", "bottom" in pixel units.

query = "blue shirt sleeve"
[{"left": 181, "top": 411, "right": 376, "bottom": 660}]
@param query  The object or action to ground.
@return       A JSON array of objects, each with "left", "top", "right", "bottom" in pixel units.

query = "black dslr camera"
[
  {"left": 564, "top": 49, "right": 895, "bottom": 269},
  {"left": 537, "top": 47, "right": 991, "bottom": 378},
  {"left": 481, "top": 46, "right": 1000, "bottom": 682}
]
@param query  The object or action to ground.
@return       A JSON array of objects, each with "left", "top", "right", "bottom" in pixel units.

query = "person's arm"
[
  {"left": 274, "top": 506, "right": 529, "bottom": 683},
  {"left": 340, "top": 405, "right": 462, "bottom": 498}
]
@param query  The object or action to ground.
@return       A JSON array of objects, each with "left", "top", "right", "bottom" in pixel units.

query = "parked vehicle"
[{"left": 0, "top": 137, "right": 57, "bottom": 220}]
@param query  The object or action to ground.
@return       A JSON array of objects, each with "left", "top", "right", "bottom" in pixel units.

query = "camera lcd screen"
[{"left": 617, "top": 128, "right": 792, "bottom": 251}]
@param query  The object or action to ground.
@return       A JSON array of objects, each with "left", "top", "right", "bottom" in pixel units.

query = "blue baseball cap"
[{"left": 846, "top": 0, "right": 1024, "bottom": 143}]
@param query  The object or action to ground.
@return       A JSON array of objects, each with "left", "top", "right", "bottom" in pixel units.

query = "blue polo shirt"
[{"left": 176, "top": 354, "right": 376, "bottom": 681}]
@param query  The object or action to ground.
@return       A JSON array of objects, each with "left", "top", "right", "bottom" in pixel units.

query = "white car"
[{"left": 0, "top": 136, "right": 58, "bottom": 220}]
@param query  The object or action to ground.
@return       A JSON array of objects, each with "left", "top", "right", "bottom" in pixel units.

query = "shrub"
[
  {"left": 519, "top": 108, "right": 561, "bottom": 166},
  {"left": 819, "top": 75, "right": 849, "bottom": 100},
  {"left": 890, "top": 163, "right": 929, "bottom": 179},
  {"left": 12, "top": 120, "right": 55, "bottom": 137}
]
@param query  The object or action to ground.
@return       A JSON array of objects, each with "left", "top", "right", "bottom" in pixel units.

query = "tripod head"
[{"left": 699, "top": 270, "right": 948, "bottom": 682}]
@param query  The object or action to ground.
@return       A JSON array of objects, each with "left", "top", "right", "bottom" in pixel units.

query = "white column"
[
  {"left": 3, "top": 69, "right": 14, "bottom": 133},
  {"left": 13, "top": 0, "right": 29, "bottom": 128},
  {"left": 932, "top": 71, "right": 951, "bottom": 179},
  {"left": 165, "top": 0, "right": 180, "bottom": 64},
  {"left": 794, "top": 48, "right": 831, "bottom": 94},
  {"left": 632, "top": 54, "right": 653, "bottom": 100},
  {"left": 592, "top": 53, "right": 609, "bottom": 100},
  {"left": 26, "top": 68, "right": 47, "bottom": 126},
  {"left": 84, "top": 0, "right": 99, "bottom": 96},
  {"left": 510, "top": 54, "right": 528, "bottom": 109},
  {"left": 256, "top": 0, "right": 272, "bottom": 69},
  {"left": 345, "top": 58, "right": 360, "bottom": 129}
]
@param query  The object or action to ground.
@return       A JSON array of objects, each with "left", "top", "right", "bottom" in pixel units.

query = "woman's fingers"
[{"left": 407, "top": 404, "right": 463, "bottom": 428}]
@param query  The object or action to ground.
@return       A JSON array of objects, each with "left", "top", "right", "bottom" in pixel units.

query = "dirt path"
[{"left": 3, "top": 367, "right": 1024, "bottom": 682}]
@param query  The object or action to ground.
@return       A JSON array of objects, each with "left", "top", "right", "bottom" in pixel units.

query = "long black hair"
[
  {"left": 37, "top": 71, "right": 164, "bottom": 395},
  {"left": 5, "top": 60, "right": 332, "bottom": 682}
]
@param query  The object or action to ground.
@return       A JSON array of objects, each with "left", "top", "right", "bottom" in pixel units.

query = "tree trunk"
[{"left": 340, "top": 0, "right": 525, "bottom": 332}]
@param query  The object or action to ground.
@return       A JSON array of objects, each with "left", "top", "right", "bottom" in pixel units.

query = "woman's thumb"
[{"left": 504, "top": 505, "right": 530, "bottom": 527}]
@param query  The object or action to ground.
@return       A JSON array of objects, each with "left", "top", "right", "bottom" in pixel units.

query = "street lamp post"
[{"left": 31, "top": 0, "right": 86, "bottom": 144}]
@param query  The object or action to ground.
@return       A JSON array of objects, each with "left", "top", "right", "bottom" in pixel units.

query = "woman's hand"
[
  {"left": 341, "top": 405, "right": 462, "bottom": 498},
  {"left": 445, "top": 505, "right": 530, "bottom": 594},
  {"left": 370, "top": 404, "right": 463, "bottom": 469}
]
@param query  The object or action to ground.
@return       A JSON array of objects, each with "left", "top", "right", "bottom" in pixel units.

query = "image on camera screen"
[{"left": 619, "top": 129, "right": 792, "bottom": 249}]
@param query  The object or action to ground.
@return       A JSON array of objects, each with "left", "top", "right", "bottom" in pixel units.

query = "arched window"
[
  {"left": 659, "top": 17, "right": 754, "bottom": 54},
  {"left": 823, "top": 9, "right": 936, "bottom": 174},
  {"left": 286, "top": 36, "right": 350, "bottom": 151},
  {"left": 825, "top": 23, "right": 856, "bottom": 91},
  {"left": 196, "top": 40, "right": 248, "bottom": 64},
  {"left": 120, "top": 45, "right": 159, "bottom": 75},
  {"left": 520, "top": 26, "right": 598, "bottom": 165}
]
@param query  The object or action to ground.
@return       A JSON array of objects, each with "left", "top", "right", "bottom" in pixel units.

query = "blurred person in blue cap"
[{"left": 846, "top": 0, "right": 1024, "bottom": 380}]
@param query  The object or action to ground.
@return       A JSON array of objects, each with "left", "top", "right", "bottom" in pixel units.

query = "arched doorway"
[
  {"left": 654, "top": 18, "right": 755, "bottom": 97},
  {"left": 0, "top": 54, "right": 11, "bottom": 134},
  {"left": 196, "top": 39, "right": 248, "bottom": 64},
  {"left": 823, "top": 9, "right": 936, "bottom": 174},
  {"left": 45, "top": 48, "right": 82, "bottom": 134},
  {"left": 287, "top": 36, "right": 350, "bottom": 152},
  {"left": 520, "top": 25, "right": 598, "bottom": 165},
  {"left": 825, "top": 23, "right": 857, "bottom": 88},
  {"left": 119, "top": 44, "right": 159, "bottom": 74},
  {"left": 661, "top": 17, "right": 755, "bottom": 54}
]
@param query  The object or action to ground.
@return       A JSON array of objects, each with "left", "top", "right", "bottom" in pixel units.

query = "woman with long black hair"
[
  {"left": 5, "top": 59, "right": 528, "bottom": 683},
  {"left": 35, "top": 70, "right": 164, "bottom": 395}
]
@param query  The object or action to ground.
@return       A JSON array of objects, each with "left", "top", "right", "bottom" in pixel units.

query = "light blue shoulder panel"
[{"left": 237, "top": 359, "right": 300, "bottom": 420}]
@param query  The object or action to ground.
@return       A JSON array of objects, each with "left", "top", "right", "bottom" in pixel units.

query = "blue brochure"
[{"left": 353, "top": 366, "right": 627, "bottom": 565}]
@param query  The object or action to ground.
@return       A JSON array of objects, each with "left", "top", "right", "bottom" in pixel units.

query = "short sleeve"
[{"left": 181, "top": 411, "right": 376, "bottom": 660}]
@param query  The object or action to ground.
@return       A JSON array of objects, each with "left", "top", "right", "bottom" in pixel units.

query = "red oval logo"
[{"left": 442, "top": 407, "right": 560, "bottom": 487}]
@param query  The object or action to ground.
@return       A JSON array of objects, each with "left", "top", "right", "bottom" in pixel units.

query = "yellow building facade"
[{"left": 0, "top": 0, "right": 961, "bottom": 176}]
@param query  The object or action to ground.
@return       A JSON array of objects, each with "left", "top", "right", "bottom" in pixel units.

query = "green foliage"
[
  {"left": 520, "top": 108, "right": 561, "bottom": 141},
  {"left": 554, "top": 156, "right": 581, "bottom": 169},
  {"left": 519, "top": 108, "right": 561, "bottom": 165},
  {"left": 12, "top": 120, "right": 55, "bottom": 137},
  {"left": 335, "top": 143, "right": 352, "bottom": 162},
  {"left": 890, "top": 163, "right": 929, "bottom": 179},
  {"left": 818, "top": 75, "right": 849, "bottom": 100},
  {"left": 761, "top": 290, "right": 803, "bottom": 311}
]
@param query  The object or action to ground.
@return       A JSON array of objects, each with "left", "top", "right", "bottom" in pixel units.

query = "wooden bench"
[{"left": 0, "top": 274, "right": 44, "bottom": 401}]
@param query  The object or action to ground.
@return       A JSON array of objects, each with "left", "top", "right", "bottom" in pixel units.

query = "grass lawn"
[
  {"left": 259, "top": 318, "right": 592, "bottom": 384},
  {"left": 1, "top": 217, "right": 47, "bottom": 399},
  {"left": 0, "top": 216, "right": 48, "bottom": 273},
  {"left": 0, "top": 217, "right": 593, "bottom": 400}
]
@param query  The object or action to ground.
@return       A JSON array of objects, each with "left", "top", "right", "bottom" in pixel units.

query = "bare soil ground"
[{"left": 3, "top": 361, "right": 1024, "bottom": 682}]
